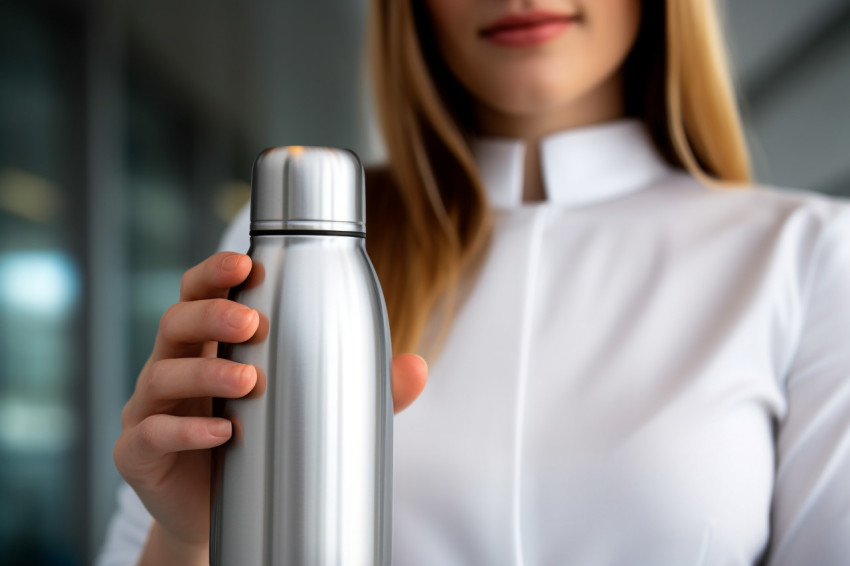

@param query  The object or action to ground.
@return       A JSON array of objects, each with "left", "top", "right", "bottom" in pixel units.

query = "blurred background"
[{"left": 0, "top": 0, "right": 848, "bottom": 564}]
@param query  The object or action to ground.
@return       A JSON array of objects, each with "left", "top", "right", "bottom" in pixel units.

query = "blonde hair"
[{"left": 366, "top": 0, "right": 752, "bottom": 360}]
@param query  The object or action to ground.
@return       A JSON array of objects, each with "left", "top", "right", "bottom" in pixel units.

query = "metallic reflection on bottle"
[{"left": 210, "top": 146, "right": 392, "bottom": 565}]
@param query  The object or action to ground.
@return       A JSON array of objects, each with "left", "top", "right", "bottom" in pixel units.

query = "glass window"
[{"left": 0, "top": 2, "right": 86, "bottom": 564}]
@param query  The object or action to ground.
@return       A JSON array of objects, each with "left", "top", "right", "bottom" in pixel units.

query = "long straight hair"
[{"left": 366, "top": 0, "right": 751, "bottom": 361}]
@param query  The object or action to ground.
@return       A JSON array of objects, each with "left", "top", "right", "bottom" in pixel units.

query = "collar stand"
[{"left": 470, "top": 118, "right": 674, "bottom": 209}]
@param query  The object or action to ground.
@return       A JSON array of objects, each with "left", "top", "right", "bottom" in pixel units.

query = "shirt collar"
[{"left": 470, "top": 118, "right": 674, "bottom": 209}]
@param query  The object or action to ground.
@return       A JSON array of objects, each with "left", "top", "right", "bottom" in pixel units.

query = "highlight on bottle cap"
[{"left": 249, "top": 146, "right": 365, "bottom": 234}]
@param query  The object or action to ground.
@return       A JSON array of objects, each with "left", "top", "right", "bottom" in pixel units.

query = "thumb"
[{"left": 391, "top": 354, "right": 428, "bottom": 414}]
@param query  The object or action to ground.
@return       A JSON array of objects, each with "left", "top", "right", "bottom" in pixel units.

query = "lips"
[{"left": 479, "top": 11, "right": 579, "bottom": 48}]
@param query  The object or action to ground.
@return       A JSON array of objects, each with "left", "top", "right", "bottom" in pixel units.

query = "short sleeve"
[{"left": 766, "top": 201, "right": 850, "bottom": 565}]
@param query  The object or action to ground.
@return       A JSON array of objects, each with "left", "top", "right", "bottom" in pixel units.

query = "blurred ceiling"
[{"left": 124, "top": 0, "right": 372, "bottom": 160}]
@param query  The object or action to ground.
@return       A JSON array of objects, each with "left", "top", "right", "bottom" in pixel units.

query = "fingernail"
[
  {"left": 208, "top": 420, "right": 232, "bottom": 438},
  {"left": 222, "top": 254, "right": 242, "bottom": 272},
  {"left": 226, "top": 307, "right": 254, "bottom": 328},
  {"left": 237, "top": 364, "right": 256, "bottom": 388}
]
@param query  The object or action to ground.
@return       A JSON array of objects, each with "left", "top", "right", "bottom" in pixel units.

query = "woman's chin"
[{"left": 476, "top": 89, "right": 588, "bottom": 121}]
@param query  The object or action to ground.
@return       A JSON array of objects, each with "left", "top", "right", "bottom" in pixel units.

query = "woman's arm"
[
  {"left": 136, "top": 521, "right": 208, "bottom": 566},
  {"left": 95, "top": 483, "right": 151, "bottom": 566},
  {"left": 765, "top": 201, "right": 850, "bottom": 565}
]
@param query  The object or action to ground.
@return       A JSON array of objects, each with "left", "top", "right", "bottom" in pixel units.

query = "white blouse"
[{"left": 97, "top": 119, "right": 850, "bottom": 565}]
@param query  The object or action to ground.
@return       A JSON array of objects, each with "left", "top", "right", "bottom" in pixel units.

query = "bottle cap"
[{"left": 250, "top": 146, "right": 365, "bottom": 234}]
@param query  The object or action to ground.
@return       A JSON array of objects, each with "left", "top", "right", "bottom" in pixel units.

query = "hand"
[{"left": 112, "top": 252, "right": 428, "bottom": 563}]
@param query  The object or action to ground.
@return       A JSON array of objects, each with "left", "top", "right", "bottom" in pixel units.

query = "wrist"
[{"left": 139, "top": 521, "right": 208, "bottom": 566}]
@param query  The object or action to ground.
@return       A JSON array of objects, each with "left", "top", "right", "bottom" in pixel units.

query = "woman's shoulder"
[{"left": 654, "top": 170, "right": 850, "bottom": 233}]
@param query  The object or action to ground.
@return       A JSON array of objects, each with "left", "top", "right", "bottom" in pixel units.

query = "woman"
[{"left": 99, "top": 0, "right": 850, "bottom": 564}]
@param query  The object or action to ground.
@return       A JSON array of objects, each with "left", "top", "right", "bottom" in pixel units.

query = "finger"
[
  {"left": 179, "top": 252, "right": 252, "bottom": 302},
  {"left": 126, "top": 358, "right": 257, "bottom": 425},
  {"left": 391, "top": 354, "right": 428, "bottom": 414},
  {"left": 121, "top": 414, "right": 232, "bottom": 469},
  {"left": 152, "top": 299, "right": 259, "bottom": 360}
]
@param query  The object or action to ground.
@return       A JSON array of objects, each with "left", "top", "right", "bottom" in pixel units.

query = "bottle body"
[{"left": 210, "top": 233, "right": 392, "bottom": 566}]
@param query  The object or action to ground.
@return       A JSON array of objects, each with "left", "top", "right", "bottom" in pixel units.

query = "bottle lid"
[{"left": 250, "top": 146, "right": 365, "bottom": 234}]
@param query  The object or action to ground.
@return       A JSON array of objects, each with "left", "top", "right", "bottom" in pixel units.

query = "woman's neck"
[{"left": 473, "top": 73, "right": 626, "bottom": 203}]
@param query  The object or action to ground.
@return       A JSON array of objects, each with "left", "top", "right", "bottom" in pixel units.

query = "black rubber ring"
[{"left": 250, "top": 229, "right": 365, "bottom": 238}]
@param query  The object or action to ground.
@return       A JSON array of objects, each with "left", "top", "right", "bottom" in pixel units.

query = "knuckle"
[
  {"left": 227, "top": 363, "right": 245, "bottom": 390},
  {"left": 137, "top": 417, "right": 158, "bottom": 450},
  {"left": 212, "top": 358, "right": 230, "bottom": 383},
  {"left": 206, "top": 298, "right": 228, "bottom": 327},
  {"left": 179, "top": 271, "right": 192, "bottom": 299},
  {"left": 112, "top": 437, "right": 127, "bottom": 475},
  {"left": 120, "top": 402, "right": 133, "bottom": 429},
  {"left": 158, "top": 303, "right": 180, "bottom": 336},
  {"left": 178, "top": 421, "right": 197, "bottom": 445},
  {"left": 143, "top": 360, "right": 166, "bottom": 398}
]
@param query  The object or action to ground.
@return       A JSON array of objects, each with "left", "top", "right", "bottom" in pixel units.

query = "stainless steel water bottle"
[{"left": 210, "top": 146, "right": 393, "bottom": 565}]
